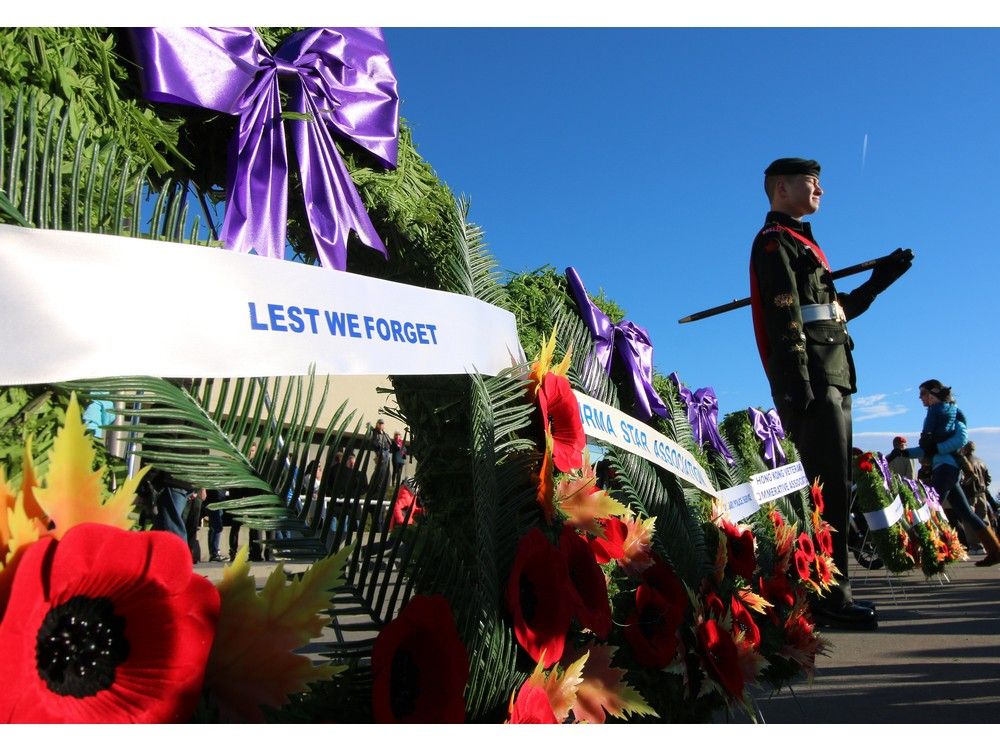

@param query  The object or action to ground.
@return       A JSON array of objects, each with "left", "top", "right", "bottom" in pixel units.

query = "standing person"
[
  {"left": 888, "top": 436, "right": 917, "bottom": 479},
  {"left": 749, "top": 157, "right": 914, "bottom": 630},
  {"left": 370, "top": 418, "right": 391, "bottom": 497},
  {"left": 958, "top": 441, "right": 995, "bottom": 529},
  {"left": 888, "top": 380, "right": 999, "bottom": 566},
  {"left": 390, "top": 431, "right": 408, "bottom": 487}
]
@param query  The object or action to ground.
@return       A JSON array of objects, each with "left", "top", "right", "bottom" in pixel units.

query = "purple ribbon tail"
[
  {"left": 129, "top": 26, "right": 399, "bottom": 271},
  {"left": 669, "top": 373, "right": 735, "bottom": 465},
  {"left": 566, "top": 267, "right": 668, "bottom": 422},
  {"left": 749, "top": 407, "right": 787, "bottom": 469}
]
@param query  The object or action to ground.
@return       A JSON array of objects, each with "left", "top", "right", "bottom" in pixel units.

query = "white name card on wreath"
[
  {"left": 749, "top": 462, "right": 809, "bottom": 506},
  {"left": 719, "top": 483, "right": 759, "bottom": 523},
  {"left": 863, "top": 495, "right": 905, "bottom": 531},
  {"left": 573, "top": 390, "right": 719, "bottom": 498},
  {"left": 0, "top": 225, "right": 525, "bottom": 384},
  {"left": 913, "top": 503, "right": 932, "bottom": 524}
]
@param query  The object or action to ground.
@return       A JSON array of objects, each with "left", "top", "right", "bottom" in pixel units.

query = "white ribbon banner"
[
  {"left": 0, "top": 225, "right": 525, "bottom": 384},
  {"left": 863, "top": 495, "right": 905, "bottom": 531},
  {"left": 719, "top": 483, "right": 759, "bottom": 523},
  {"left": 717, "top": 463, "right": 810, "bottom": 523},
  {"left": 749, "top": 461, "right": 809, "bottom": 506},
  {"left": 913, "top": 503, "right": 932, "bottom": 524},
  {"left": 573, "top": 390, "right": 719, "bottom": 498}
]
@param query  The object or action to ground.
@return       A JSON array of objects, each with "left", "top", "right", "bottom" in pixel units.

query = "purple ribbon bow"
[
  {"left": 748, "top": 407, "right": 787, "bottom": 469},
  {"left": 919, "top": 481, "right": 944, "bottom": 513},
  {"left": 130, "top": 27, "right": 399, "bottom": 270},
  {"left": 902, "top": 476, "right": 921, "bottom": 499},
  {"left": 874, "top": 453, "right": 893, "bottom": 491},
  {"left": 565, "top": 267, "right": 668, "bottom": 422},
  {"left": 668, "top": 373, "right": 735, "bottom": 465}
]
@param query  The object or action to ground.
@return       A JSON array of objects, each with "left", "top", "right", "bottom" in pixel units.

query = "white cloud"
[{"left": 853, "top": 393, "right": 908, "bottom": 422}]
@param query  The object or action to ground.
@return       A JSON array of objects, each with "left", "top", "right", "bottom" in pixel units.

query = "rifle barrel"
[{"left": 677, "top": 252, "right": 899, "bottom": 324}]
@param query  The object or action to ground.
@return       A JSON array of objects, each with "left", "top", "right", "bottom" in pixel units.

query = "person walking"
[
  {"left": 390, "top": 431, "right": 408, "bottom": 487},
  {"left": 887, "top": 380, "right": 1000, "bottom": 566},
  {"left": 749, "top": 157, "right": 914, "bottom": 629}
]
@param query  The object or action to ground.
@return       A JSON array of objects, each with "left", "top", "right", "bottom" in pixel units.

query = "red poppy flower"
[
  {"left": 507, "top": 680, "right": 558, "bottom": 724},
  {"left": 0, "top": 523, "right": 219, "bottom": 723},
  {"left": 559, "top": 526, "right": 611, "bottom": 639},
  {"left": 815, "top": 526, "right": 834, "bottom": 556},
  {"left": 810, "top": 480, "right": 825, "bottom": 514},
  {"left": 721, "top": 519, "right": 757, "bottom": 580},
  {"left": 697, "top": 619, "right": 744, "bottom": 698},
  {"left": 758, "top": 574, "right": 795, "bottom": 610},
  {"left": 858, "top": 460, "right": 873, "bottom": 473},
  {"left": 703, "top": 591, "right": 725, "bottom": 620},
  {"left": 624, "top": 559, "right": 688, "bottom": 669},
  {"left": 729, "top": 596, "right": 761, "bottom": 648},
  {"left": 537, "top": 373, "right": 585, "bottom": 473},
  {"left": 506, "top": 528, "right": 574, "bottom": 667},
  {"left": 588, "top": 516, "right": 627, "bottom": 564},
  {"left": 793, "top": 549, "right": 813, "bottom": 582},
  {"left": 796, "top": 532, "right": 816, "bottom": 562},
  {"left": 372, "top": 594, "right": 469, "bottom": 723}
]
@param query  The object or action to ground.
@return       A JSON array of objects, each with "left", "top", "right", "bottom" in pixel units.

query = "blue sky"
[{"left": 381, "top": 27, "right": 1000, "bottom": 476}]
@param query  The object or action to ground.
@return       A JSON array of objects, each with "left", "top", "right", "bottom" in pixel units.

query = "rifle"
[{"left": 678, "top": 252, "right": 903, "bottom": 324}]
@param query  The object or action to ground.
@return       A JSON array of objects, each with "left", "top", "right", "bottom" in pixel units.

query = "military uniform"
[
  {"left": 749, "top": 158, "right": 913, "bottom": 622},
  {"left": 749, "top": 211, "right": 876, "bottom": 607}
]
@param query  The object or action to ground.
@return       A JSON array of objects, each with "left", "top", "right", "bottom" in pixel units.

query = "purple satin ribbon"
[
  {"left": 919, "top": 480, "right": 944, "bottom": 513},
  {"left": 668, "top": 373, "right": 735, "bottom": 465},
  {"left": 748, "top": 407, "right": 787, "bottom": 469},
  {"left": 129, "top": 27, "right": 399, "bottom": 270},
  {"left": 874, "top": 453, "right": 893, "bottom": 491},
  {"left": 565, "top": 267, "right": 668, "bottom": 422},
  {"left": 902, "top": 476, "right": 921, "bottom": 499}
]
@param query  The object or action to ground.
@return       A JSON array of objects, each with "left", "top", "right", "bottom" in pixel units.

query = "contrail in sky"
[{"left": 861, "top": 133, "right": 869, "bottom": 173}]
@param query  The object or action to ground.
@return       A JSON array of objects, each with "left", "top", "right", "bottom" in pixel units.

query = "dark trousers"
[
  {"left": 774, "top": 384, "right": 854, "bottom": 607},
  {"left": 934, "top": 464, "right": 986, "bottom": 534}
]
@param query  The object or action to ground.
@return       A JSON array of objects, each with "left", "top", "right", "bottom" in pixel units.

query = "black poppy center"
[
  {"left": 36, "top": 595, "right": 130, "bottom": 697},
  {"left": 638, "top": 603, "right": 665, "bottom": 640},
  {"left": 519, "top": 575, "right": 538, "bottom": 624},
  {"left": 390, "top": 647, "right": 421, "bottom": 719}
]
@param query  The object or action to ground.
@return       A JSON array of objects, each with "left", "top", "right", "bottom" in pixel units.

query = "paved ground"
[{"left": 196, "top": 528, "right": 1000, "bottom": 723}]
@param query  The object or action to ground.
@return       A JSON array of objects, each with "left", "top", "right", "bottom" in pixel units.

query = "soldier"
[{"left": 750, "top": 158, "right": 913, "bottom": 630}]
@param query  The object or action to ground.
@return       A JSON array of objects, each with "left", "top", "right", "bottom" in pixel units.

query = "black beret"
[{"left": 764, "top": 158, "right": 821, "bottom": 177}]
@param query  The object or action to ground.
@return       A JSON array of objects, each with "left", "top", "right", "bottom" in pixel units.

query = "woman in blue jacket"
[{"left": 890, "top": 379, "right": 999, "bottom": 567}]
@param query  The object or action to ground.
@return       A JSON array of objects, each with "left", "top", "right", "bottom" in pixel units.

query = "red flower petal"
[
  {"left": 372, "top": 594, "right": 469, "bottom": 723},
  {"left": 0, "top": 524, "right": 219, "bottom": 723},
  {"left": 538, "top": 374, "right": 585, "bottom": 473},
  {"left": 588, "top": 517, "right": 627, "bottom": 564},
  {"left": 758, "top": 574, "right": 795, "bottom": 610},
  {"left": 810, "top": 481, "right": 825, "bottom": 514},
  {"left": 698, "top": 619, "right": 745, "bottom": 698},
  {"left": 815, "top": 527, "right": 834, "bottom": 556},
  {"left": 721, "top": 520, "right": 757, "bottom": 580},
  {"left": 559, "top": 526, "right": 611, "bottom": 639},
  {"left": 624, "top": 559, "right": 688, "bottom": 669},
  {"left": 506, "top": 529, "right": 573, "bottom": 667},
  {"left": 507, "top": 681, "right": 558, "bottom": 724},
  {"left": 729, "top": 596, "right": 761, "bottom": 649},
  {"left": 796, "top": 532, "right": 816, "bottom": 562},
  {"left": 793, "top": 549, "right": 813, "bottom": 582}
]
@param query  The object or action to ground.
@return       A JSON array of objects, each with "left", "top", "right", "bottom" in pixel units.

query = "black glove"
[
  {"left": 868, "top": 248, "right": 914, "bottom": 294},
  {"left": 919, "top": 433, "right": 938, "bottom": 457},
  {"left": 784, "top": 380, "right": 814, "bottom": 412}
]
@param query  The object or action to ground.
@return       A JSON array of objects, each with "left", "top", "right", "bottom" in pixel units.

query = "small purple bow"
[
  {"left": 874, "top": 453, "right": 893, "bottom": 491},
  {"left": 668, "top": 373, "right": 735, "bottom": 465},
  {"left": 748, "top": 407, "right": 787, "bottom": 469},
  {"left": 919, "top": 480, "right": 944, "bottom": 514},
  {"left": 130, "top": 27, "right": 399, "bottom": 270},
  {"left": 565, "top": 267, "right": 668, "bottom": 422}
]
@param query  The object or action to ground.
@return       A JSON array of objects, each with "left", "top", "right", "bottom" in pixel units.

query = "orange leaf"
[
  {"left": 205, "top": 544, "right": 351, "bottom": 722},
  {"left": 34, "top": 393, "right": 136, "bottom": 536},
  {"left": 542, "top": 651, "right": 588, "bottom": 723},
  {"left": 557, "top": 475, "right": 628, "bottom": 537},
  {"left": 573, "top": 645, "right": 657, "bottom": 723},
  {"left": 619, "top": 515, "right": 655, "bottom": 575}
]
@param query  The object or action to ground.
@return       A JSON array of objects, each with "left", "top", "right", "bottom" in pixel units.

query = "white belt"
[{"left": 801, "top": 302, "right": 846, "bottom": 324}]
